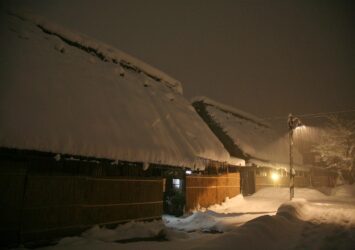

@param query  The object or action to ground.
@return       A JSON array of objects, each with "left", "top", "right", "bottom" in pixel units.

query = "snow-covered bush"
[{"left": 312, "top": 116, "right": 355, "bottom": 182}]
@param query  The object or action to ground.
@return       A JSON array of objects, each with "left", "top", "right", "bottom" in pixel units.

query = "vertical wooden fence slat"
[{"left": 0, "top": 160, "right": 27, "bottom": 245}]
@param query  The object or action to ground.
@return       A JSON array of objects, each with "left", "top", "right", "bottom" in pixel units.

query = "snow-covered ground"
[{"left": 24, "top": 185, "right": 355, "bottom": 250}]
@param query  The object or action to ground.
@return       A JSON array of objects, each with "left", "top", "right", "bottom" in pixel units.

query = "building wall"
[{"left": 185, "top": 173, "right": 240, "bottom": 211}]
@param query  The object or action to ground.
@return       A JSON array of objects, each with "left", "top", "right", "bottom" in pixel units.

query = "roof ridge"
[
  {"left": 8, "top": 9, "right": 183, "bottom": 94},
  {"left": 192, "top": 96, "right": 270, "bottom": 128}
]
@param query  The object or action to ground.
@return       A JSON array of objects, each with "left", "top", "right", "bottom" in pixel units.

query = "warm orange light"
[
  {"left": 271, "top": 172, "right": 280, "bottom": 181},
  {"left": 295, "top": 125, "right": 306, "bottom": 130}
]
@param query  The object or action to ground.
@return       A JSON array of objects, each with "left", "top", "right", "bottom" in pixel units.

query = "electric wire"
[{"left": 262, "top": 109, "right": 355, "bottom": 121}]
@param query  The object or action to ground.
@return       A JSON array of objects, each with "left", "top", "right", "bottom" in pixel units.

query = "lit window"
[
  {"left": 256, "top": 169, "right": 267, "bottom": 177},
  {"left": 172, "top": 179, "right": 181, "bottom": 189}
]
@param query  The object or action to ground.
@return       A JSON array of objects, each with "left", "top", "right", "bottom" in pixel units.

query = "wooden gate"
[{"left": 240, "top": 168, "right": 255, "bottom": 196}]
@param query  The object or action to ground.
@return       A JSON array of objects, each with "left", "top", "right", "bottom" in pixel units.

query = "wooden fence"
[
  {"left": 185, "top": 173, "right": 240, "bottom": 211},
  {"left": 0, "top": 159, "right": 163, "bottom": 246}
]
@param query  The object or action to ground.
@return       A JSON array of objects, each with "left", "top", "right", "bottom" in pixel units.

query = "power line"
[
  {"left": 297, "top": 109, "right": 355, "bottom": 118},
  {"left": 262, "top": 109, "right": 355, "bottom": 121}
]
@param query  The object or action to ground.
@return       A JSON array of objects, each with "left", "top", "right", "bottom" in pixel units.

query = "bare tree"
[{"left": 312, "top": 116, "right": 355, "bottom": 181}]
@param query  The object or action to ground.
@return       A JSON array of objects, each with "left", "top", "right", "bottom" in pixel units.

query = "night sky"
[{"left": 4, "top": 0, "right": 355, "bottom": 121}]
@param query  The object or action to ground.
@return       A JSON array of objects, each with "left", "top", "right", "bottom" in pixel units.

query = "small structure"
[
  {"left": 0, "top": 11, "right": 233, "bottom": 246},
  {"left": 192, "top": 97, "right": 317, "bottom": 195}
]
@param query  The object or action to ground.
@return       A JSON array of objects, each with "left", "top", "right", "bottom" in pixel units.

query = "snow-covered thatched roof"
[
  {"left": 192, "top": 97, "right": 303, "bottom": 168},
  {"left": 0, "top": 11, "right": 230, "bottom": 169}
]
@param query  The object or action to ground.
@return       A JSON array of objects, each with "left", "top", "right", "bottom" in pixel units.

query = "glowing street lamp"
[
  {"left": 271, "top": 172, "right": 280, "bottom": 182},
  {"left": 271, "top": 172, "right": 280, "bottom": 187},
  {"left": 288, "top": 113, "right": 303, "bottom": 200}
]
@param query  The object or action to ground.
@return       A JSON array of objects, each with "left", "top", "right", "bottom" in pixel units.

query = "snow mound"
[
  {"left": 194, "top": 199, "right": 355, "bottom": 250},
  {"left": 331, "top": 184, "right": 355, "bottom": 197},
  {"left": 277, "top": 199, "right": 355, "bottom": 228},
  {"left": 207, "top": 194, "right": 275, "bottom": 214},
  {"left": 81, "top": 220, "right": 165, "bottom": 242},
  {"left": 276, "top": 201, "right": 310, "bottom": 220},
  {"left": 164, "top": 212, "right": 219, "bottom": 233}
]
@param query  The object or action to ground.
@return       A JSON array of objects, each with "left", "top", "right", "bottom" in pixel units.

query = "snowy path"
[
  {"left": 23, "top": 186, "right": 355, "bottom": 250},
  {"left": 198, "top": 198, "right": 355, "bottom": 250}
]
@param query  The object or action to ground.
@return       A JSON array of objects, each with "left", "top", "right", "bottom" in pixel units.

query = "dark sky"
[{"left": 4, "top": 0, "right": 355, "bottom": 120}]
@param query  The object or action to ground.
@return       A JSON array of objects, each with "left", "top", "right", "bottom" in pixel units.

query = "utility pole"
[{"left": 288, "top": 113, "right": 302, "bottom": 200}]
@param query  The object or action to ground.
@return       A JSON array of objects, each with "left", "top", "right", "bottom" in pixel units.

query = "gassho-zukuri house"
[
  {"left": 192, "top": 97, "right": 337, "bottom": 195},
  {"left": 0, "top": 10, "right": 244, "bottom": 246}
]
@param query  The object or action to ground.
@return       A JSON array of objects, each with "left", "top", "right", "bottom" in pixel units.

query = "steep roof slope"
[
  {"left": 192, "top": 97, "right": 303, "bottom": 166},
  {"left": 0, "top": 11, "right": 230, "bottom": 169}
]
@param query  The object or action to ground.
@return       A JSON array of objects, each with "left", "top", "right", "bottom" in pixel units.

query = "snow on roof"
[
  {"left": 10, "top": 9, "right": 183, "bottom": 94},
  {"left": 0, "top": 11, "right": 230, "bottom": 169},
  {"left": 227, "top": 157, "right": 245, "bottom": 167},
  {"left": 192, "top": 96, "right": 270, "bottom": 128},
  {"left": 192, "top": 97, "right": 303, "bottom": 165}
]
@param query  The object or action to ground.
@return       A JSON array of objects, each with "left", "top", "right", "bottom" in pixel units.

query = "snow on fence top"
[
  {"left": 0, "top": 11, "right": 230, "bottom": 169},
  {"left": 192, "top": 97, "right": 303, "bottom": 166}
]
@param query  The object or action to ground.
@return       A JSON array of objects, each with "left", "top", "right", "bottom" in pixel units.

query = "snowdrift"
[
  {"left": 331, "top": 184, "right": 355, "bottom": 197},
  {"left": 193, "top": 187, "right": 355, "bottom": 250}
]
